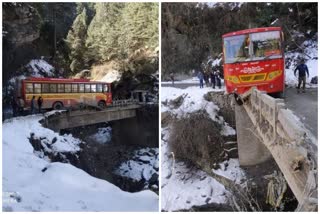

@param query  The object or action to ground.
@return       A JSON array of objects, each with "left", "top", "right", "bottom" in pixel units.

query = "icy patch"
[
  {"left": 115, "top": 148, "right": 158, "bottom": 184},
  {"left": 100, "top": 69, "right": 121, "bottom": 83},
  {"left": 2, "top": 115, "right": 158, "bottom": 211},
  {"left": 89, "top": 127, "right": 112, "bottom": 144},
  {"left": 161, "top": 128, "right": 228, "bottom": 211},
  {"left": 27, "top": 59, "right": 55, "bottom": 77}
]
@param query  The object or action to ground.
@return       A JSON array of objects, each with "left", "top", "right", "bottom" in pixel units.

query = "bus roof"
[
  {"left": 222, "top": 27, "right": 282, "bottom": 38},
  {"left": 23, "top": 77, "right": 110, "bottom": 84}
]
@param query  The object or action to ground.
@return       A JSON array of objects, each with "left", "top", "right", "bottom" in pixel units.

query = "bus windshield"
[{"left": 224, "top": 31, "right": 281, "bottom": 64}]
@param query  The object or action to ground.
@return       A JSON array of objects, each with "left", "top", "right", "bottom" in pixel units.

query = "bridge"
[
  {"left": 236, "top": 87, "right": 317, "bottom": 211},
  {"left": 43, "top": 99, "right": 141, "bottom": 131}
]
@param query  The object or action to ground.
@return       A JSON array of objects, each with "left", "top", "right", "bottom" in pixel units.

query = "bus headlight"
[
  {"left": 233, "top": 76, "right": 240, "bottom": 83},
  {"left": 226, "top": 75, "right": 240, "bottom": 83},
  {"left": 267, "top": 70, "right": 282, "bottom": 80}
]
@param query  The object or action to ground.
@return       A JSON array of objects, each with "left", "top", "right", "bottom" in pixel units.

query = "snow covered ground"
[
  {"left": 162, "top": 77, "right": 199, "bottom": 84},
  {"left": 161, "top": 86, "right": 243, "bottom": 211},
  {"left": 115, "top": 148, "right": 159, "bottom": 187},
  {"left": 161, "top": 86, "right": 235, "bottom": 136},
  {"left": 2, "top": 115, "right": 158, "bottom": 211}
]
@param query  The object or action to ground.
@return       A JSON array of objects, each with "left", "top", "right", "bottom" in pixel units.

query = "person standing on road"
[
  {"left": 170, "top": 72, "right": 175, "bottom": 85},
  {"left": 18, "top": 97, "right": 25, "bottom": 116},
  {"left": 197, "top": 70, "right": 204, "bottom": 88},
  {"left": 31, "top": 96, "right": 36, "bottom": 114},
  {"left": 216, "top": 69, "right": 222, "bottom": 89},
  {"left": 294, "top": 59, "right": 309, "bottom": 93},
  {"left": 11, "top": 97, "right": 18, "bottom": 117},
  {"left": 37, "top": 96, "right": 43, "bottom": 113},
  {"left": 210, "top": 70, "right": 216, "bottom": 88}
]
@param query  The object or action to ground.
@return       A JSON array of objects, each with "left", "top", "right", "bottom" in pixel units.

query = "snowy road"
[
  {"left": 161, "top": 81, "right": 224, "bottom": 89},
  {"left": 284, "top": 87, "right": 318, "bottom": 138}
]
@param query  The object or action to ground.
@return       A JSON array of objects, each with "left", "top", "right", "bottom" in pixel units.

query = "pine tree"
[
  {"left": 118, "top": 3, "right": 158, "bottom": 57},
  {"left": 66, "top": 7, "right": 88, "bottom": 73},
  {"left": 86, "top": 3, "right": 124, "bottom": 63}
]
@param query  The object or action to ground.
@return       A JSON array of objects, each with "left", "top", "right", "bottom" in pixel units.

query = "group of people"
[
  {"left": 11, "top": 96, "right": 43, "bottom": 116},
  {"left": 197, "top": 69, "right": 221, "bottom": 89}
]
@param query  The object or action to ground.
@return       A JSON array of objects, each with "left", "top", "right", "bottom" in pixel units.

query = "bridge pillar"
[{"left": 235, "top": 104, "right": 271, "bottom": 166}]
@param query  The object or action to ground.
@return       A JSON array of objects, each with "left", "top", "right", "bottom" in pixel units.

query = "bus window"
[
  {"left": 251, "top": 31, "right": 281, "bottom": 59},
  {"left": 26, "top": 83, "right": 33, "bottom": 93},
  {"left": 65, "top": 84, "right": 71, "bottom": 93},
  {"left": 85, "top": 84, "right": 91, "bottom": 93},
  {"left": 79, "top": 84, "right": 84, "bottom": 93},
  {"left": 103, "top": 84, "right": 108, "bottom": 92},
  {"left": 50, "top": 84, "right": 57, "bottom": 93},
  {"left": 72, "top": 84, "right": 78, "bottom": 93},
  {"left": 34, "top": 83, "right": 41, "bottom": 94},
  {"left": 97, "top": 84, "right": 102, "bottom": 92},
  {"left": 42, "top": 83, "right": 50, "bottom": 93},
  {"left": 58, "top": 84, "right": 64, "bottom": 93},
  {"left": 91, "top": 84, "right": 96, "bottom": 92},
  {"left": 224, "top": 34, "right": 249, "bottom": 63}
]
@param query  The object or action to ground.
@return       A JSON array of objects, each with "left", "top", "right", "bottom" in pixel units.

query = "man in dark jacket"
[
  {"left": 37, "top": 96, "right": 43, "bottom": 113},
  {"left": 294, "top": 59, "right": 309, "bottom": 93},
  {"left": 170, "top": 72, "right": 175, "bottom": 85},
  {"left": 11, "top": 98, "right": 18, "bottom": 117},
  {"left": 31, "top": 96, "right": 36, "bottom": 114}
]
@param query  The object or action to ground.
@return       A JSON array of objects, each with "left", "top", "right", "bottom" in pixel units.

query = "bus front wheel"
[
  {"left": 98, "top": 101, "right": 106, "bottom": 108},
  {"left": 53, "top": 102, "right": 64, "bottom": 110}
]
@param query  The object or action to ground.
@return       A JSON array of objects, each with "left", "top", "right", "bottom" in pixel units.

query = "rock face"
[
  {"left": 3, "top": 3, "right": 41, "bottom": 47},
  {"left": 3, "top": 3, "right": 41, "bottom": 83}
]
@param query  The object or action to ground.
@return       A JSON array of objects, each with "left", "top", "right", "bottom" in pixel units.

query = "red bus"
[
  {"left": 222, "top": 27, "right": 285, "bottom": 96},
  {"left": 18, "top": 78, "right": 112, "bottom": 110}
]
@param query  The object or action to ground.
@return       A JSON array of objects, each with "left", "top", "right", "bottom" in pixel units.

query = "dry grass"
[{"left": 169, "top": 111, "right": 224, "bottom": 168}]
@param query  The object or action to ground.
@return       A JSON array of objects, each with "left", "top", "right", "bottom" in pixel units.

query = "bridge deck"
[{"left": 44, "top": 104, "right": 141, "bottom": 131}]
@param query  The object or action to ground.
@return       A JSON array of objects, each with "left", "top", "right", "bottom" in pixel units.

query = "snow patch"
[
  {"left": 161, "top": 128, "right": 228, "bottom": 211},
  {"left": 212, "top": 159, "right": 246, "bottom": 184},
  {"left": 27, "top": 59, "right": 55, "bottom": 77},
  {"left": 115, "top": 148, "right": 158, "bottom": 183},
  {"left": 88, "top": 127, "right": 112, "bottom": 144},
  {"left": 100, "top": 70, "right": 121, "bottom": 83}
]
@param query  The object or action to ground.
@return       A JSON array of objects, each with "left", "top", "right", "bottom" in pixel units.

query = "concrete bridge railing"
[
  {"left": 43, "top": 104, "right": 141, "bottom": 131},
  {"left": 236, "top": 87, "right": 317, "bottom": 211}
]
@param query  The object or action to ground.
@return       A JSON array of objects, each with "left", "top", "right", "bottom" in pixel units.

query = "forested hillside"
[
  {"left": 3, "top": 2, "right": 158, "bottom": 86},
  {"left": 162, "top": 2, "right": 318, "bottom": 78}
]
